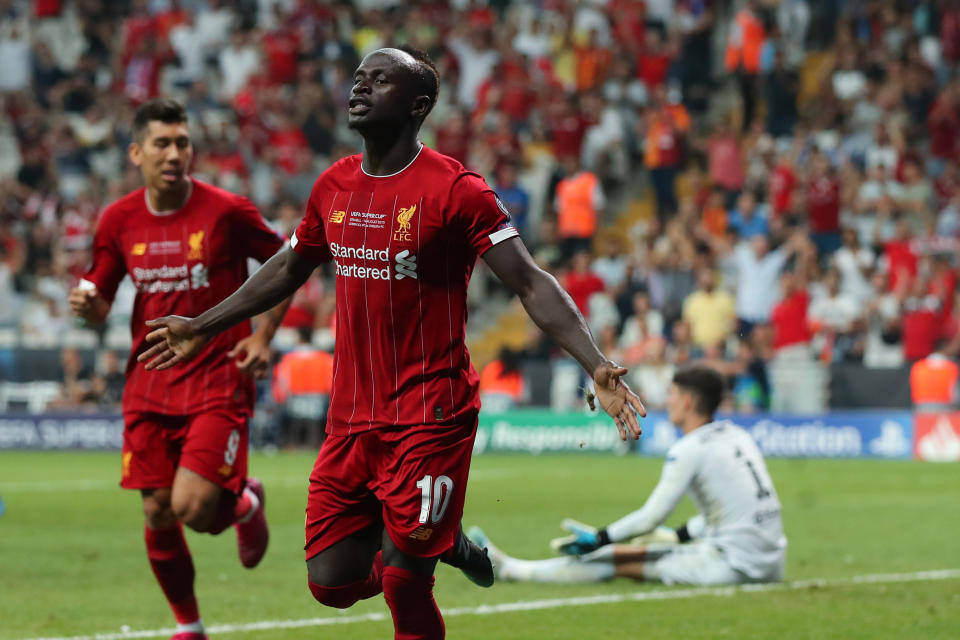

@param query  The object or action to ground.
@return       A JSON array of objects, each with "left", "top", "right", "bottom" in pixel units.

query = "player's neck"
[
  {"left": 681, "top": 416, "right": 711, "bottom": 434},
  {"left": 360, "top": 130, "right": 422, "bottom": 177},
  {"left": 146, "top": 179, "right": 192, "bottom": 214}
]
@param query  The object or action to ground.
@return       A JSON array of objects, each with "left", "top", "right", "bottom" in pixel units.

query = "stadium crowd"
[{"left": 1, "top": 0, "right": 960, "bottom": 417}]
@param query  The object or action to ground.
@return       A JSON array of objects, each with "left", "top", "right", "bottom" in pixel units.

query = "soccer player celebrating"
[
  {"left": 138, "top": 47, "right": 645, "bottom": 639},
  {"left": 69, "top": 99, "right": 289, "bottom": 640},
  {"left": 471, "top": 366, "right": 787, "bottom": 586}
]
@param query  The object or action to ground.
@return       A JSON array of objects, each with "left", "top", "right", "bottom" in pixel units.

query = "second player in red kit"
[
  {"left": 141, "top": 48, "right": 645, "bottom": 640},
  {"left": 71, "top": 99, "right": 289, "bottom": 640}
]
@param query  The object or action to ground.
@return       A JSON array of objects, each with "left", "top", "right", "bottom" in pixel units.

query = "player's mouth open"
[
  {"left": 161, "top": 169, "right": 181, "bottom": 182},
  {"left": 349, "top": 98, "right": 371, "bottom": 115}
]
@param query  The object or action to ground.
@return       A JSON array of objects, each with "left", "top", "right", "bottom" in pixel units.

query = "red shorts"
[
  {"left": 121, "top": 409, "right": 248, "bottom": 495},
  {"left": 304, "top": 418, "right": 477, "bottom": 560}
]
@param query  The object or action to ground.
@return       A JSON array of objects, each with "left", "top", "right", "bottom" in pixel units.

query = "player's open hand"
[
  {"left": 228, "top": 335, "right": 272, "bottom": 379},
  {"left": 138, "top": 316, "right": 208, "bottom": 371},
  {"left": 592, "top": 361, "right": 645, "bottom": 441}
]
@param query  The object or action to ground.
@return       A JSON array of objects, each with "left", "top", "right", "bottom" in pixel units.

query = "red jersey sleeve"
[
  {"left": 450, "top": 172, "right": 519, "bottom": 256},
  {"left": 232, "top": 197, "right": 286, "bottom": 262},
  {"left": 291, "top": 177, "right": 333, "bottom": 265},
  {"left": 82, "top": 208, "right": 127, "bottom": 303}
]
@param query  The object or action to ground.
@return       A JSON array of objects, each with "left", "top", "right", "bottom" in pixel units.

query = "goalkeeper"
[{"left": 470, "top": 366, "right": 786, "bottom": 586}]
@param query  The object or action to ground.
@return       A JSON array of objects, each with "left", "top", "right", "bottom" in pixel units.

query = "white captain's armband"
[{"left": 488, "top": 224, "right": 519, "bottom": 246}]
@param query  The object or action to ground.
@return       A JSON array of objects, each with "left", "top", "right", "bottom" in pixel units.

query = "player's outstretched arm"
[
  {"left": 483, "top": 238, "right": 645, "bottom": 440},
  {"left": 139, "top": 247, "right": 315, "bottom": 370}
]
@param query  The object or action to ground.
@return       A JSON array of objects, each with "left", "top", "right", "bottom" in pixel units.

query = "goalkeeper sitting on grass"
[{"left": 471, "top": 366, "right": 787, "bottom": 586}]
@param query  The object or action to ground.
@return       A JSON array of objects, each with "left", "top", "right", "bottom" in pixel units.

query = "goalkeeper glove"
[{"left": 549, "top": 518, "right": 612, "bottom": 556}]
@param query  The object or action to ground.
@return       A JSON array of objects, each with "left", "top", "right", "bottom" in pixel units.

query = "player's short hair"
[
  {"left": 397, "top": 45, "right": 439, "bottom": 121},
  {"left": 673, "top": 366, "right": 724, "bottom": 418},
  {"left": 132, "top": 98, "right": 188, "bottom": 142}
]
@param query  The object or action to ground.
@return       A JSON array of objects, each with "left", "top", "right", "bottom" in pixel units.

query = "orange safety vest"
[
  {"left": 479, "top": 360, "right": 525, "bottom": 401},
  {"left": 910, "top": 355, "right": 959, "bottom": 405},
  {"left": 272, "top": 349, "right": 334, "bottom": 403},
  {"left": 724, "top": 9, "right": 765, "bottom": 74},
  {"left": 556, "top": 171, "right": 599, "bottom": 239}
]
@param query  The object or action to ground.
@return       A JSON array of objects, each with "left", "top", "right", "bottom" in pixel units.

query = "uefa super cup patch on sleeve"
[{"left": 494, "top": 194, "right": 511, "bottom": 220}]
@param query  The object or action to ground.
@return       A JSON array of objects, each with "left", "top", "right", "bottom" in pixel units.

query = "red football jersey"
[
  {"left": 83, "top": 179, "right": 285, "bottom": 415},
  {"left": 291, "top": 145, "right": 518, "bottom": 435}
]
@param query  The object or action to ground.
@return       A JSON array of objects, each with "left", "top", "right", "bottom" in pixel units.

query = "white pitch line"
[
  {"left": 0, "top": 468, "right": 515, "bottom": 494},
  {"left": 18, "top": 568, "right": 960, "bottom": 640}
]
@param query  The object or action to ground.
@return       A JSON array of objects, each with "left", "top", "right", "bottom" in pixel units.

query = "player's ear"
[
  {"left": 411, "top": 95, "right": 431, "bottom": 121},
  {"left": 128, "top": 141, "right": 143, "bottom": 168}
]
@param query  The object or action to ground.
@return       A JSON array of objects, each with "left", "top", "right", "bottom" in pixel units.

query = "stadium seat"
[
  {"left": 0, "top": 381, "right": 62, "bottom": 413},
  {"left": 62, "top": 329, "right": 100, "bottom": 349},
  {"left": 104, "top": 325, "right": 133, "bottom": 350}
]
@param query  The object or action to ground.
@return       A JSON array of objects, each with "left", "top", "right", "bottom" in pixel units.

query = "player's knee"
[
  {"left": 307, "top": 580, "right": 360, "bottom": 609},
  {"left": 141, "top": 490, "right": 176, "bottom": 529},
  {"left": 172, "top": 492, "right": 217, "bottom": 532}
]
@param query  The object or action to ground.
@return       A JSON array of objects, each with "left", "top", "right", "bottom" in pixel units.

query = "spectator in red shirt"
[
  {"left": 121, "top": 0, "right": 156, "bottom": 63},
  {"left": 636, "top": 28, "right": 672, "bottom": 90},
  {"left": 928, "top": 86, "right": 960, "bottom": 174},
  {"left": 928, "top": 254, "right": 957, "bottom": 319},
  {"left": 267, "top": 112, "right": 310, "bottom": 175},
  {"left": 707, "top": 119, "right": 745, "bottom": 203},
  {"left": 548, "top": 95, "right": 589, "bottom": 160},
  {"left": 883, "top": 217, "right": 918, "bottom": 292},
  {"left": 562, "top": 251, "right": 606, "bottom": 317},
  {"left": 263, "top": 21, "right": 301, "bottom": 86},
  {"left": 482, "top": 112, "right": 522, "bottom": 168},
  {"left": 771, "top": 271, "right": 810, "bottom": 352},
  {"left": 281, "top": 272, "right": 326, "bottom": 330},
  {"left": 499, "top": 63, "right": 536, "bottom": 128},
  {"left": 122, "top": 36, "right": 168, "bottom": 104},
  {"left": 942, "top": 5, "right": 960, "bottom": 64},
  {"left": 769, "top": 150, "right": 797, "bottom": 217},
  {"left": 805, "top": 150, "right": 842, "bottom": 257},
  {"left": 902, "top": 277, "right": 942, "bottom": 361}
]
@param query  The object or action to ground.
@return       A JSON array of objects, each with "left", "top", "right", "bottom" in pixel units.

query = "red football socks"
[
  {"left": 382, "top": 566, "right": 444, "bottom": 640},
  {"left": 144, "top": 524, "right": 199, "bottom": 624},
  {"left": 309, "top": 551, "right": 384, "bottom": 609}
]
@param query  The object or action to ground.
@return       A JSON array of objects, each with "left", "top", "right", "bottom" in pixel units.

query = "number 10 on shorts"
[{"left": 416, "top": 475, "right": 453, "bottom": 524}]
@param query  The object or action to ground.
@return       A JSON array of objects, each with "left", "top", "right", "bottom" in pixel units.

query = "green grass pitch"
[{"left": 1, "top": 451, "right": 958, "bottom": 639}]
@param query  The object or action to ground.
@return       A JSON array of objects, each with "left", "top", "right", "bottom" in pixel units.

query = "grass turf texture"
[{"left": 1, "top": 451, "right": 958, "bottom": 639}]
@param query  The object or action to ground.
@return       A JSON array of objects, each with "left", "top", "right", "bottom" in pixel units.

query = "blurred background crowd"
[{"left": 1, "top": 0, "right": 959, "bottom": 432}]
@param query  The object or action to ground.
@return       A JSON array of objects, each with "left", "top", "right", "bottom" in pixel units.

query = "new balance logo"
[
  {"left": 409, "top": 526, "right": 433, "bottom": 541},
  {"left": 395, "top": 250, "right": 418, "bottom": 280}
]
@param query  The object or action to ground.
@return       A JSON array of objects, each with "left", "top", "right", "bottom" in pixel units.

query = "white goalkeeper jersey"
[{"left": 607, "top": 420, "right": 787, "bottom": 580}]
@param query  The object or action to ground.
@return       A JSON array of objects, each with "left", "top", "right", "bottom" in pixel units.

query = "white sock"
[
  {"left": 236, "top": 487, "right": 260, "bottom": 524},
  {"left": 176, "top": 618, "right": 204, "bottom": 634},
  {"left": 499, "top": 555, "right": 616, "bottom": 583}
]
